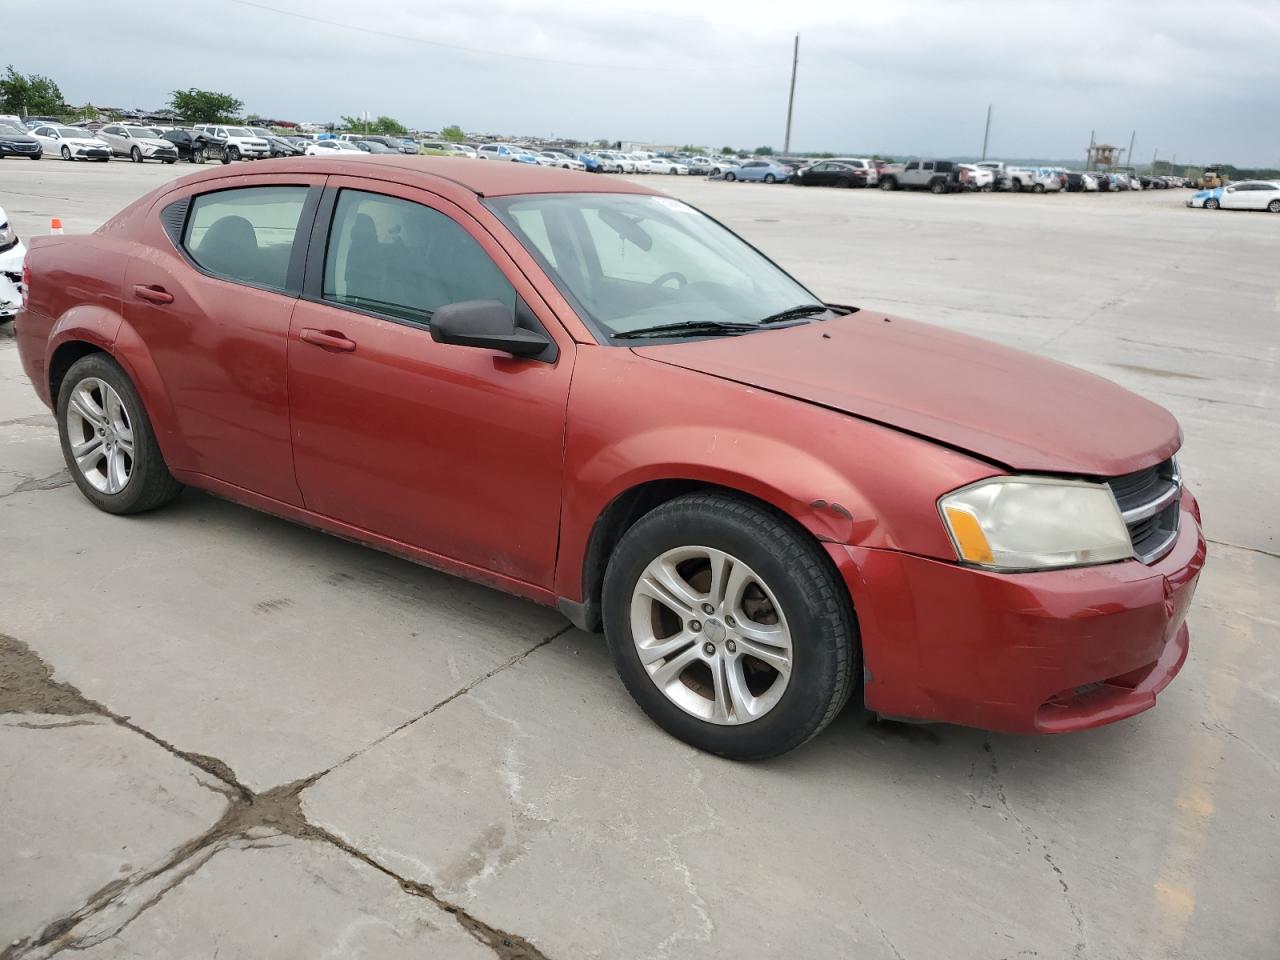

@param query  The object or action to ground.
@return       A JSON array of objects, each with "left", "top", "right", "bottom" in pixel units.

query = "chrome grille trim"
[{"left": 1105, "top": 457, "right": 1182, "bottom": 565}]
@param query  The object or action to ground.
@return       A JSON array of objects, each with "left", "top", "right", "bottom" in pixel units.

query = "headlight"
[{"left": 938, "top": 476, "right": 1133, "bottom": 571}]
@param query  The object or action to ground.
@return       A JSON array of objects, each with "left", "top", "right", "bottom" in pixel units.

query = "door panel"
[
  {"left": 123, "top": 175, "right": 325, "bottom": 504},
  {"left": 286, "top": 180, "right": 574, "bottom": 587}
]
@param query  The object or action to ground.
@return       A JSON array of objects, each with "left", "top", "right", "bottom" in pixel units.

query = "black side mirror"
[{"left": 430, "top": 300, "right": 552, "bottom": 359}]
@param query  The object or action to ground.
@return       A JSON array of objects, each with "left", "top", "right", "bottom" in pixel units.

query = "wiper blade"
[
  {"left": 758, "top": 304, "right": 830, "bottom": 324},
  {"left": 614, "top": 320, "right": 758, "bottom": 340}
]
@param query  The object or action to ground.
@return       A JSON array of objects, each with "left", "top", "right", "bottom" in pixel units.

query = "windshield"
[
  {"left": 56, "top": 127, "right": 85, "bottom": 137},
  {"left": 0, "top": 124, "right": 23, "bottom": 135},
  {"left": 487, "top": 193, "right": 823, "bottom": 340},
  {"left": 226, "top": 127, "right": 252, "bottom": 137},
  {"left": 125, "top": 127, "right": 159, "bottom": 138}
]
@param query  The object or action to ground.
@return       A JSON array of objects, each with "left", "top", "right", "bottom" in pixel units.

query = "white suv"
[
  {"left": 194, "top": 125, "right": 269, "bottom": 161},
  {"left": 476, "top": 143, "right": 522, "bottom": 161}
]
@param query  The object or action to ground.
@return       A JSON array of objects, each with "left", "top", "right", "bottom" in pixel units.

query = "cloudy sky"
[{"left": 10, "top": 0, "right": 1280, "bottom": 164}]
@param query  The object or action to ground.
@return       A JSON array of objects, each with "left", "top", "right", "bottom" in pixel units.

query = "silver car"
[{"left": 96, "top": 124, "right": 179, "bottom": 163}]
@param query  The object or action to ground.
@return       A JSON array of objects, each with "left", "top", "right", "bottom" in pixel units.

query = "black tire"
[
  {"left": 835, "top": 177, "right": 850, "bottom": 188},
  {"left": 228, "top": 146, "right": 240, "bottom": 161},
  {"left": 220, "top": 151, "right": 232, "bottom": 165},
  {"left": 61, "top": 145, "right": 72, "bottom": 161},
  {"left": 602, "top": 492, "right": 858, "bottom": 760},
  {"left": 1269, "top": 199, "right": 1280, "bottom": 213},
  {"left": 1032, "top": 182, "right": 1045, "bottom": 193},
  {"left": 31, "top": 151, "right": 42, "bottom": 160},
  {"left": 130, "top": 146, "right": 142, "bottom": 163},
  {"left": 980, "top": 183, "right": 993, "bottom": 192},
  {"left": 724, "top": 172, "right": 736, "bottom": 181},
  {"left": 1204, "top": 199, "right": 1219, "bottom": 210},
  {"left": 1010, "top": 179, "right": 1023, "bottom": 192},
  {"left": 163, "top": 159, "right": 176, "bottom": 164},
  {"left": 764, "top": 173, "right": 776, "bottom": 183},
  {"left": 930, "top": 179, "right": 946, "bottom": 195},
  {"left": 193, "top": 146, "right": 206, "bottom": 164},
  {"left": 880, "top": 177, "right": 896, "bottom": 190},
  {"left": 56, "top": 354, "right": 183, "bottom": 515}
]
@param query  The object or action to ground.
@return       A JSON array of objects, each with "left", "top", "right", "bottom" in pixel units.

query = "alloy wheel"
[
  {"left": 65, "top": 378, "right": 134, "bottom": 495},
  {"left": 1269, "top": 199, "right": 1280, "bottom": 213},
  {"left": 61, "top": 145, "right": 72, "bottom": 160},
  {"left": 629, "top": 546, "right": 792, "bottom": 725}
]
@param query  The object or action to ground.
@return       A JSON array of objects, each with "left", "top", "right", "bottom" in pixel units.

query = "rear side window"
[
  {"left": 184, "top": 186, "right": 309, "bottom": 292},
  {"left": 322, "top": 190, "right": 515, "bottom": 325}
]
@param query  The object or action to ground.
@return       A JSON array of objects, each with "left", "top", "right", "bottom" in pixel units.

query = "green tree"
[
  {"left": 169, "top": 88, "right": 243, "bottom": 123},
  {"left": 0, "top": 65, "right": 64, "bottom": 115},
  {"left": 754, "top": 145, "right": 774, "bottom": 156},
  {"left": 720, "top": 145, "right": 735, "bottom": 155},
  {"left": 340, "top": 115, "right": 367, "bottom": 132},
  {"left": 440, "top": 124, "right": 465, "bottom": 142},
  {"left": 372, "top": 115, "right": 407, "bottom": 136}
]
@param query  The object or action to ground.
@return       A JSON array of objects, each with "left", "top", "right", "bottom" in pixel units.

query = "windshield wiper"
[
  {"left": 614, "top": 320, "right": 759, "bottom": 340},
  {"left": 758, "top": 304, "right": 830, "bottom": 324}
]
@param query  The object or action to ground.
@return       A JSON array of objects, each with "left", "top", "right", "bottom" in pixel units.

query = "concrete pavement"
[{"left": 1, "top": 160, "right": 1277, "bottom": 959}]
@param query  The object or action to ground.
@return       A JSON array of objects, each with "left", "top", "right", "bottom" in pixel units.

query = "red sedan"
[{"left": 14, "top": 157, "right": 1204, "bottom": 758}]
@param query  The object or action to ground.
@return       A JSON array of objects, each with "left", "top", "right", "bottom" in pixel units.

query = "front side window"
[
  {"left": 489, "top": 193, "right": 821, "bottom": 340},
  {"left": 184, "top": 186, "right": 309, "bottom": 291},
  {"left": 322, "top": 190, "right": 515, "bottom": 325}
]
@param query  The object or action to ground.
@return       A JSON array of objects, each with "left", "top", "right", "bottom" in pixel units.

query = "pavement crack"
[
  {"left": 314, "top": 624, "right": 572, "bottom": 782},
  {"left": 1205, "top": 537, "right": 1279, "bottom": 560},
  {"left": 1, "top": 632, "right": 556, "bottom": 960},
  {"left": 984, "top": 740, "right": 1088, "bottom": 958}
]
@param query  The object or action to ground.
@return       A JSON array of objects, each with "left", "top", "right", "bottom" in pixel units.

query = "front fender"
[{"left": 555, "top": 348, "right": 996, "bottom": 603}]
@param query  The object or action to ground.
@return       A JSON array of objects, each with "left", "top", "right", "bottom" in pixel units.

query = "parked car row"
[{"left": 1187, "top": 180, "right": 1280, "bottom": 212}]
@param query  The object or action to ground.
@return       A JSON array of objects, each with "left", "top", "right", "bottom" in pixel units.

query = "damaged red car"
[{"left": 14, "top": 157, "right": 1205, "bottom": 758}]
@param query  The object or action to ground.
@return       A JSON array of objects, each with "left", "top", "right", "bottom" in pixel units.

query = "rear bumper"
[{"left": 828, "top": 491, "right": 1205, "bottom": 734}]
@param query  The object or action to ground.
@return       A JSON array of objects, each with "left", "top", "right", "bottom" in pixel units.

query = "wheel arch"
[{"left": 557, "top": 476, "right": 858, "bottom": 634}]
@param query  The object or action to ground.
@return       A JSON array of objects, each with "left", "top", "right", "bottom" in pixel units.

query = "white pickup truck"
[
  {"left": 975, "top": 161, "right": 1040, "bottom": 192},
  {"left": 194, "top": 125, "right": 269, "bottom": 161}
]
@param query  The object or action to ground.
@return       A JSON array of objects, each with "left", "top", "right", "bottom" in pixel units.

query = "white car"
[
  {"left": 476, "top": 143, "right": 524, "bottom": 161},
  {"left": 958, "top": 164, "right": 995, "bottom": 191},
  {"left": 647, "top": 157, "right": 690, "bottom": 175},
  {"left": 194, "top": 125, "right": 269, "bottom": 161},
  {"left": 96, "top": 124, "right": 179, "bottom": 163},
  {"left": 538, "top": 151, "right": 586, "bottom": 171},
  {"left": 30, "top": 124, "right": 111, "bottom": 162},
  {"left": 303, "top": 139, "right": 365, "bottom": 156},
  {"left": 0, "top": 205, "right": 27, "bottom": 325},
  {"left": 1189, "top": 180, "right": 1280, "bottom": 212}
]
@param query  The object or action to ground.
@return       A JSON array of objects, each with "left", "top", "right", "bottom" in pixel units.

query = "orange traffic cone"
[{"left": 50, "top": 218, "right": 64, "bottom": 235}]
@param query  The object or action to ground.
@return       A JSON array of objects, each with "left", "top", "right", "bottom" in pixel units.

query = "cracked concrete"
[{"left": 2, "top": 165, "right": 1278, "bottom": 959}]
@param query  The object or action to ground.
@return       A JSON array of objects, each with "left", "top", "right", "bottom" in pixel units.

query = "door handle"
[
  {"left": 132, "top": 284, "right": 174, "bottom": 305},
  {"left": 299, "top": 328, "right": 357, "bottom": 353}
]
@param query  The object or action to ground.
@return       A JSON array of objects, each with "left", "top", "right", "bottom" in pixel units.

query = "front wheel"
[
  {"left": 57, "top": 354, "right": 183, "bottom": 515},
  {"left": 1269, "top": 199, "right": 1280, "bottom": 213},
  {"left": 193, "top": 147, "right": 206, "bottom": 164},
  {"left": 880, "top": 178, "right": 896, "bottom": 190},
  {"left": 1032, "top": 183, "right": 1045, "bottom": 193},
  {"left": 764, "top": 173, "right": 776, "bottom": 183},
  {"left": 930, "top": 179, "right": 946, "bottom": 194},
  {"left": 724, "top": 172, "right": 736, "bottom": 181},
  {"left": 61, "top": 145, "right": 72, "bottom": 160},
  {"left": 130, "top": 146, "right": 142, "bottom": 163},
  {"left": 227, "top": 146, "right": 240, "bottom": 161},
  {"left": 1204, "top": 199, "right": 1219, "bottom": 209},
  {"left": 602, "top": 492, "right": 857, "bottom": 760}
]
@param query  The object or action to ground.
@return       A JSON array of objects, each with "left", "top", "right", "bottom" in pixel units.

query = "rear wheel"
[
  {"left": 56, "top": 354, "right": 183, "bottom": 515},
  {"left": 764, "top": 173, "right": 776, "bottom": 183},
  {"left": 930, "top": 179, "right": 946, "bottom": 195},
  {"left": 724, "top": 172, "right": 736, "bottom": 181},
  {"left": 1269, "top": 199, "right": 1280, "bottom": 213},
  {"left": 880, "top": 177, "right": 896, "bottom": 190},
  {"left": 603, "top": 492, "right": 857, "bottom": 760},
  {"left": 1032, "top": 182, "right": 1045, "bottom": 193},
  {"left": 1011, "top": 179, "right": 1023, "bottom": 192}
]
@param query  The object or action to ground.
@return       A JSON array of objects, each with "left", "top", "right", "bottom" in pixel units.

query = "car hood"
[
  {"left": 0, "top": 132, "right": 38, "bottom": 143},
  {"left": 633, "top": 312, "right": 1180, "bottom": 476}
]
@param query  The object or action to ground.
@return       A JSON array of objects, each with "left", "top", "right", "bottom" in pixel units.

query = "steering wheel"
[{"left": 650, "top": 271, "right": 688, "bottom": 289}]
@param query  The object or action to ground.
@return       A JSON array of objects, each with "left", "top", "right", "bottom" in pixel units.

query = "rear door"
[
  {"left": 124, "top": 174, "right": 325, "bottom": 504},
  {"left": 285, "top": 178, "right": 574, "bottom": 588}
]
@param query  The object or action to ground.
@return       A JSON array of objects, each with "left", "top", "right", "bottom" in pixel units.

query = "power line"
[
  {"left": 223, "top": 0, "right": 737, "bottom": 73},
  {"left": 567, "top": 0, "right": 751, "bottom": 31}
]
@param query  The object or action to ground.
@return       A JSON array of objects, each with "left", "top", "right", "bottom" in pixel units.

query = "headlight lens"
[{"left": 939, "top": 476, "right": 1133, "bottom": 571}]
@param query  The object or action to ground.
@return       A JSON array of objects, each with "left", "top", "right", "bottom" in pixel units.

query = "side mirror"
[{"left": 430, "top": 300, "right": 552, "bottom": 359}]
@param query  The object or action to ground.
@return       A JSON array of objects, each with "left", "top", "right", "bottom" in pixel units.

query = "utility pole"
[
  {"left": 1152, "top": 147, "right": 1158, "bottom": 173},
  {"left": 783, "top": 34, "right": 799, "bottom": 155},
  {"left": 1126, "top": 129, "right": 1136, "bottom": 166},
  {"left": 1087, "top": 129, "right": 1096, "bottom": 170},
  {"left": 981, "top": 104, "right": 992, "bottom": 160}
]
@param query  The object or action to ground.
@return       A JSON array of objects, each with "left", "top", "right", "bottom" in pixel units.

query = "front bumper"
[
  {"left": 829, "top": 491, "right": 1205, "bottom": 734},
  {"left": 0, "top": 144, "right": 41, "bottom": 157},
  {"left": 69, "top": 146, "right": 111, "bottom": 159}
]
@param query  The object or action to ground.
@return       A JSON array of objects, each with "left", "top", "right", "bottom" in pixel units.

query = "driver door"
[{"left": 286, "top": 179, "right": 575, "bottom": 589}]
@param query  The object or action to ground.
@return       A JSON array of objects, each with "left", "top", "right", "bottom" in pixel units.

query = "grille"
[{"left": 1105, "top": 457, "right": 1181, "bottom": 564}]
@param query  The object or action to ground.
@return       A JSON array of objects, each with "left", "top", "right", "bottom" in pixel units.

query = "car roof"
[{"left": 161, "top": 155, "right": 661, "bottom": 200}]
